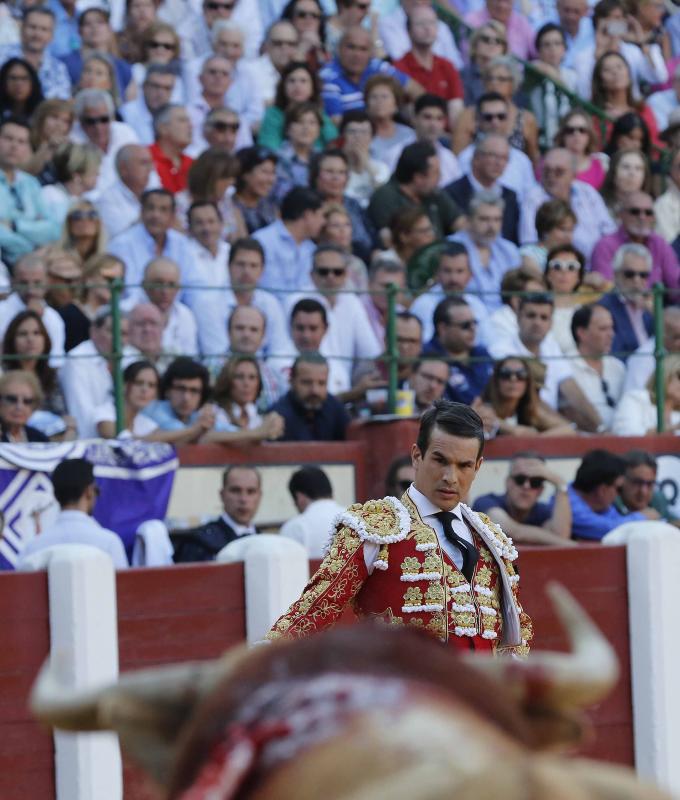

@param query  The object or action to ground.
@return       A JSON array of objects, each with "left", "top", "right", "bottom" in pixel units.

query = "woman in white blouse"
[
  {"left": 95, "top": 360, "right": 165, "bottom": 440},
  {"left": 612, "top": 355, "right": 680, "bottom": 436}
]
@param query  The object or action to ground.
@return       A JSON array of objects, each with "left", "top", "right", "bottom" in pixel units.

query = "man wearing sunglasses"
[
  {"left": 591, "top": 191, "right": 680, "bottom": 289},
  {"left": 615, "top": 450, "right": 680, "bottom": 527},
  {"left": 473, "top": 451, "right": 572, "bottom": 545}
]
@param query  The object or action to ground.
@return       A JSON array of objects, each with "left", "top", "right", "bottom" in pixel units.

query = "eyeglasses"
[
  {"left": 498, "top": 367, "right": 528, "bottom": 381},
  {"left": 210, "top": 120, "right": 239, "bottom": 132},
  {"left": 481, "top": 111, "right": 507, "bottom": 122},
  {"left": 294, "top": 8, "right": 321, "bottom": 18},
  {"left": 205, "top": 1, "right": 234, "bottom": 9},
  {"left": 69, "top": 209, "right": 98, "bottom": 221},
  {"left": 564, "top": 125, "right": 588, "bottom": 135},
  {"left": 625, "top": 207, "right": 654, "bottom": 217},
  {"left": 621, "top": 269, "right": 651, "bottom": 280},
  {"left": 82, "top": 115, "right": 110, "bottom": 126},
  {"left": 148, "top": 40, "right": 175, "bottom": 50},
  {"left": 547, "top": 258, "right": 580, "bottom": 272},
  {"left": 511, "top": 474, "right": 544, "bottom": 490},
  {"left": 315, "top": 267, "right": 346, "bottom": 277},
  {"left": 626, "top": 477, "right": 657, "bottom": 489},
  {"left": 270, "top": 38, "right": 297, "bottom": 46},
  {"left": 1, "top": 394, "right": 35, "bottom": 407},
  {"left": 479, "top": 34, "right": 504, "bottom": 45},
  {"left": 448, "top": 319, "right": 477, "bottom": 330}
]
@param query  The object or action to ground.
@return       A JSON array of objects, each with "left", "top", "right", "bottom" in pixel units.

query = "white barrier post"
[
  {"left": 603, "top": 522, "right": 680, "bottom": 795},
  {"left": 20, "top": 545, "right": 122, "bottom": 800},
  {"left": 216, "top": 535, "right": 310, "bottom": 643}
]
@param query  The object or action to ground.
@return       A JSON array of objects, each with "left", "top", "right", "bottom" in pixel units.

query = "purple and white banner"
[{"left": 0, "top": 441, "right": 178, "bottom": 569}]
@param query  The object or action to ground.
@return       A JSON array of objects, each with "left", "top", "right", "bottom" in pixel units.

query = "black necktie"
[{"left": 435, "top": 511, "right": 479, "bottom": 582}]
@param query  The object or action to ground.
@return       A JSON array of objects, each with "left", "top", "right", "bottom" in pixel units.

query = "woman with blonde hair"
[
  {"left": 24, "top": 99, "right": 75, "bottom": 182},
  {"left": 461, "top": 21, "right": 508, "bottom": 105},
  {"left": 319, "top": 203, "right": 368, "bottom": 291},
  {"left": 60, "top": 200, "right": 106, "bottom": 262},
  {"left": 612, "top": 355, "right": 680, "bottom": 436},
  {"left": 40, "top": 142, "right": 101, "bottom": 223},
  {"left": 132, "top": 22, "right": 183, "bottom": 102}
]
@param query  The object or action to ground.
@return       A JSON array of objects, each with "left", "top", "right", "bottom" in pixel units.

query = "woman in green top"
[{"left": 258, "top": 61, "right": 337, "bottom": 151}]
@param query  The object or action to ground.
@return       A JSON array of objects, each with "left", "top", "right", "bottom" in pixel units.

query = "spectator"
[
  {"left": 0, "top": 251, "right": 65, "bottom": 365},
  {"left": 367, "top": 141, "right": 461, "bottom": 243},
  {"left": 185, "top": 201, "right": 231, "bottom": 325},
  {"left": 232, "top": 146, "right": 279, "bottom": 235},
  {"left": 68, "top": 254, "right": 124, "bottom": 351},
  {"left": 393, "top": 6, "right": 463, "bottom": 129},
  {"left": 568, "top": 449, "right": 647, "bottom": 541},
  {"left": 520, "top": 200, "right": 577, "bottom": 276},
  {"left": 116, "top": 0, "right": 158, "bottom": 66},
  {"left": 72, "top": 88, "right": 139, "bottom": 197},
  {"left": 648, "top": 63, "right": 680, "bottom": 132},
  {"left": 17, "top": 459, "right": 127, "bottom": 568},
  {"left": 473, "top": 451, "right": 572, "bottom": 545},
  {"left": 269, "top": 353, "right": 349, "bottom": 441},
  {"left": 362, "top": 258, "right": 406, "bottom": 347},
  {"left": 460, "top": 21, "right": 508, "bottom": 106},
  {"left": 127, "top": 303, "right": 165, "bottom": 368},
  {"left": 172, "top": 465, "right": 262, "bottom": 564},
  {"left": 120, "top": 64, "right": 176, "bottom": 145},
  {"left": 40, "top": 142, "right": 101, "bottom": 226},
  {"left": 445, "top": 133, "right": 519, "bottom": 245},
  {"left": 570, "top": 303, "right": 625, "bottom": 431},
  {"left": 604, "top": 110, "right": 652, "bottom": 157},
  {"left": 60, "top": 200, "right": 105, "bottom": 263},
  {"left": 410, "top": 242, "right": 489, "bottom": 344},
  {"left": 191, "top": 107, "right": 247, "bottom": 162},
  {"left": 251, "top": 21, "right": 299, "bottom": 107},
  {"left": 612, "top": 355, "right": 680, "bottom": 436},
  {"left": 407, "top": 356, "right": 449, "bottom": 413},
  {"left": 131, "top": 22, "right": 183, "bottom": 104},
  {"left": 553, "top": 109, "right": 607, "bottom": 190},
  {"left": 379, "top": 0, "right": 462, "bottom": 66},
  {"left": 318, "top": 203, "right": 369, "bottom": 291},
  {"left": 481, "top": 356, "right": 575, "bottom": 436},
  {"left": 555, "top": 0, "right": 592, "bottom": 67},
  {"left": 450, "top": 191, "right": 519, "bottom": 310},
  {"left": 654, "top": 147, "right": 680, "bottom": 244},
  {"left": 385, "top": 452, "right": 415, "bottom": 497},
  {"left": 0, "top": 58, "right": 44, "bottom": 121},
  {"left": 465, "top": 0, "right": 536, "bottom": 60},
  {"left": 519, "top": 147, "right": 615, "bottom": 260},
  {"left": 597, "top": 243, "right": 654, "bottom": 360},
  {"left": 600, "top": 149, "right": 652, "bottom": 217},
  {"left": 386, "top": 310, "right": 425, "bottom": 387},
  {"left": 43, "top": 246, "right": 81, "bottom": 314},
  {"left": 364, "top": 74, "right": 416, "bottom": 169},
  {"left": 281, "top": 0, "right": 328, "bottom": 72},
  {"left": 326, "top": 0, "right": 374, "bottom": 57},
  {"left": 279, "top": 466, "right": 345, "bottom": 558},
  {"left": 0, "top": 6, "right": 71, "bottom": 99},
  {"left": 0, "top": 370, "right": 48, "bottom": 442},
  {"left": 149, "top": 103, "right": 193, "bottom": 194},
  {"left": 272, "top": 102, "right": 323, "bottom": 202},
  {"left": 0, "top": 117, "right": 61, "bottom": 267},
  {"left": 258, "top": 60, "right": 337, "bottom": 151},
  {"left": 422, "top": 296, "right": 493, "bottom": 405},
  {"left": 542, "top": 243, "right": 587, "bottom": 355},
  {"left": 616, "top": 449, "right": 680, "bottom": 525},
  {"left": 108, "top": 189, "right": 194, "bottom": 295},
  {"left": 76, "top": 53, "right": 121, "bottom": 110},
  {"left": 94, "top": 359, "right": 162, "bottom": 440},
  {"left": 340, "top": 110, "right": 390, "bottom": 208},
  {"left": 254, "top": 186, "right": 324, "bottom": 295},
  {"left": 182, "top": 0, "right": 263, "bottom": 62},
  {"left": 319, "top": 26, "right": 420, "bottom": 124},
  {"left": 410, "top": 93, "right": 461, "bottom": 187},
  {"left": 623, "top": 307, "right": 680, "bottom": 393},
  {"left": 385, "top": 206, "right": 435, "bottom": 266},
  {"left": 24, "top": 98, "right": 74, "bottom": 182},
  {"left": 95, "top": 144, "right": 156, "bottom": 240}
]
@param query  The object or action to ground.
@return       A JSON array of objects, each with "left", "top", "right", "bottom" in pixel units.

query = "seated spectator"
[
  {"left": 2, "top": 309, "right": 73, "bottom": 439},
  {"left": 612, "top": 355, "right": 680, "bottom": 436},
  {"left": 367, "top": 141, "right": 462, "bottom": 243},
  {"left": 17, "top": 459, "right": 127, "bottom": 569},
  {"left": 108, "top": 189, "right": 194, "bottom": 295},
  {"left": 94, "top": 360, "right": 164, "bottom": 440},
  {"left": 189, "top": 106, "right": 249, "bottom": 161},
  {"left": 130, "top": 22, "right": 183, "bottom": 105},
  {"left": 258, "top": 60, "right": 337, "bottom": 151},
  {"left": 543, "top": 244, "right": 589, "bottom": 355},
  {"left": 591, "top": 191, "right": 680, "bottom": 288},
  {"left": 597, "top": 243, "right": 654, "bottom": 361},
  {"left": 383, "top": 206, "right": 435, "bottom": 266},
  {"left": 250, "top": 21, "right": 299, "bottom": 107},
  {"left": 616, "top": 450, "right": 680, "bottom": 526},
  {"left": 465, "top": 0, "right": 535, "bottom": 60},
  {"left": 648, "top": 63, "right": 680, "bottom": 132},
  {"left": 319, "top": 26, "right": 420, "bottom": 124},
  {"left": 473, "top": 451, "right": 572, "bottom": 545},
  {"left": 269, "top": 353, "right": 349, "bottom": 441},
  {"left": 654, "top": 147, "right": 680, "bottom": 244},
  {"left": 445, "top": 133, "right": 519, "bottom": 245},
  {"left": 232, "top": 146, "right": 279, "bottom": 235},
  {"left": 364, "top": 74, "right": 416, "bottom": 169},
  {"left": 623, "top": 306, "right": 680, "bottom": 393},
  {"left": 40, "top": 142, "right": 101, "bottom": 225},
  {"left": 76, "top": 53, "right": 122, "bottom": 110},
  {"left": 318, "top": 203, "right": 369, "bottom": 291},
  {"left": 71, "top": 88, "right": 138, "bottom": 197},
  {"left": 281, "top": 0, "right": 328, "bottom": 72},
  {"left": 410, "top": 242, "right": 487, "bottom": 344},
  {"left": 0, "top": 6, "right": 71, "bottom": 100},
  {"left": 60, "top": 200, "right": 106, "bottom": 263},
  {"left": 450, "top": 191, "right": 520, "bottom": 310},
  {"left": 172, "top": 466, "right": 262, "bottom": 564},
  {"left": 44, "top": 246, "right": 82, "bottom": 316},
  {"left": 66, "top": 254, "right": 124, "bottom": 352},
  {"left": 600, "top": 149, "right": 652, "bottom": 217},
  {"left": 393, "top": 6, "right": 463, "bottom": 129},
  {"left": 553, "top": 109, "right": 608, "bottom": 191},
  {"left": 273, "top": 102, "right": 323, "bottom": 203},
  {"left": 127, "top": 303, "right": 165, "bottom": 368},
  {"left": 0, "top": 117, "right": 61, "bottom": 267},
  {"left": 484, "top": 265, "right": 547, "bottom": 348},
  {"left": 411, "top": 94, "right": 461, "bottom": 187},
  {"left": 481, "top": 356, "right": 575, "bottom": 436},
  {"left": 385, "top": 453, "right": 415, "bottom": 497},
  {"left": 181, "top": 0, "right": 263, "bottom": 63},
  {"left": 520, "top": 147, "right": 616, "bottom": 261},
  {"left": 340, "top": 110, "right": 390, "bottom": 209},
  {"left": 422, "top": 296, "right": 492, "bottom": 405},
  {"left": 23, "top": 98, "right": 74, "bottom": 183},
  {"left": 407, "top": 356, "right": 449, "bottom": 414},
  {"left": 379, "top": 0, "right": 462, "bottom": 66},
  {"left": 212, "top": 355, "right": 285, "bottom": 441},
  {"left": 520, "top": 199, "right": 577, "bottom": 274},
  {"left": 0, "top": 371, "right": 48, "bottom": 442},
  {"left": 567, "top": 449, "right": 648, "bottom": 541},
  {"left": 95, "top": 144, "right": 156, "bottom": 240},
  {"left": 0, "top": 251, "right": 65, "bottom": 365},
  {"left": 254, "top": 186, "right": 324, "bottom": 295},
  {"left": 149, "top": 103, "right": 193, "bottom": 195},
  {"left": 454, "top": 92, "right": 537, "bottom": 202},
  {"left": 120, "top": 64, "right": 176, "bottom": 145},
  {"left": 116, "top": 0, "right": 160, "bottom": 65},
  {"left": 604, "top": 110, "right": 652, "bottom": 157},
  {"left": 362, "top": 259, "right": 406, "bottom": 347},
  {"left": 279, "top": 465, "right": 346, "bottom": 558}
]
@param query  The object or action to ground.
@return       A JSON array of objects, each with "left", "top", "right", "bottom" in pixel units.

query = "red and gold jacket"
[{"left": 268, "top": 492, "right": 533, "bottom": 656}]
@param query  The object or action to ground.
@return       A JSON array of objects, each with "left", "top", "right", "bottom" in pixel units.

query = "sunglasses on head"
[
  {"left": 498, "top": 367, "right": 528, "bottom": 381},
  {"left": 511, "top": 474, "right": 544, "bottom": 489},
  {"left": 69, "top": 209, "right": 98, "bottom": 221},
  {"left": 148, "top": 40, "right": 175, "bottom": 50},
  {"left": 547, "top": 258, "right": 580, "bottom": 272},
  {"left": 295, "top": 8, "right": 321, "bottom": 18},
  {"left": 82, "top": 115, "right": 110, "bottom": 126},
  {"left": 1, "top": 394, "right": 34, "bottom": 407},
  {"left": 315, "top": 267, "right": 346, "bottom": 277},
  {"left": 622, "top": 269, "right": 650, "bottom": 281},
  {"left": 481, "top": 111, "right": 507, "bottom": 122},
  {"left": 625, "top": 207, "right": 654, "bottom": 217}
]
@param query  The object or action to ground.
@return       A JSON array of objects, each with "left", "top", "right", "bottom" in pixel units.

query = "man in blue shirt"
[
  {"left": 567, "top": 449, "right": 649, "bottom": 542},
  {"left": 421, "top": 296, "right": 492, "bottom": 405}
]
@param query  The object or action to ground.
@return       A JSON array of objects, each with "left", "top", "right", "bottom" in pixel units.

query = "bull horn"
[{"left": 463, "top": 582, "right": 619, "bottom": 710}]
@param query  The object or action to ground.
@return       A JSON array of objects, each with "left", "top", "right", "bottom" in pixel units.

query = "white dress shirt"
[
  {"left": 279, "top": 497, "right": 346, "bottom": 559},
  {"left": 623, "top": 336, "right": 655, "bottom": 393},
  {"left": 0, "top": 294, "right": 65, "bottom": 366},
  {"left": 654, "top": 182, "right": 680, "bottom": 244},
  {"left": 571, "top": 354, "right": 625, "bottom": 430},
  {"left": 221, "top": 510, "right": 256, "bottom": 537},
  {"left": 71, "top": 121, "right": 139, "bottom": 199},
  {"left": 254, "top": 220, "right": 316, "bottom": 298},
  {"left": 120, "top": 95, "right": 155, "bottom": 145}
]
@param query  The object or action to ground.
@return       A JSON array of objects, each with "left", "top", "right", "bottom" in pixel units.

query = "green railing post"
[
  {"left": 110, "top": 279, "right": 125, "bottom": 436},
  {"left": 386, "top": 282, "right": 399, "bottom": 414},
  {"left": 653, "top": 282, "right": 666, "bottom": 433}
]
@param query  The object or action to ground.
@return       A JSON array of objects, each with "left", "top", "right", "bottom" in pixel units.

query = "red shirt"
[
  {"left": 149, "top": 142, "right": 193, "bottom": 194},
  {"left": 393, "top": 50, "right": 463, "bottom": 101}
]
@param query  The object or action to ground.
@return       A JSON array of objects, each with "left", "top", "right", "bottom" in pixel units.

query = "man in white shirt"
[
  {"left": 379, "top": 0, "right": 463, "bottom": 67},
  {"left": 250, "top": 20, "right": 299, "bottom": 106},
  {"left": 181, "top": 0, "right": 263, "bottom": 61},
  {"left": 0, "top": 251, "right": 65, "bottom": 366},
  {"left": 623, "top": 306, "right": 680, "bottom": 392},
  {"left": 570, "top": 303, "right": 625, "bottom": 432},
  {"left": 120, "top": 65, "right": 176, "bottom": 145},
  {"left": 279, "top": 466, "right": 345, "bottom": 559},
  {"left": 648, "top": 65, "right": 680, "bottom": 132},
  {"left": 18, "top": 459, "right": 128, "bottom": 570}
]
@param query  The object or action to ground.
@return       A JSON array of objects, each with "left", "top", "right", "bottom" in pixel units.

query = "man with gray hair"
[
  {"left": 449, "top": 191, "right": 520, "bottom": 310},
  {"left": 72, "top": 88, "right": 139, "bottom": 197},
  {"left": 120, "top": 65, "right": 176, "bottom": 145},
  {"left": 597, "top": 243, "right": 655, "bottom": 362},
  {"left": 150, "top": 104, "right": 193, "bottom": 194}
]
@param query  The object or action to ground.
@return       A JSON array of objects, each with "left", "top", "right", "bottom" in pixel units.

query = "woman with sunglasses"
[
  {"left": 461, "top": 21, "right": 508, "bottom": 106},
  {"left": 482, "top": 356, "right": 575, "bottom": 436},
  {"left": 553, "top": 110, "right": 608, "bottom": 190},
  {"left": 543, "top": 244, "right": 594, "bottom": 355},
  {"left": 60, "top": 200, "right": 106, "bottom": 262},
  {"left": 612, "top": 354, "right": 680, "bottom": 436},
  {"left": 40, "top": 142, "right": 102, "bottom": 225},
  {"left": 132, "top": 22, "right": 184, "bottom": 104},
  {"left": 0, "top": 371, "right": 49, "bottom": 443},
  {"left": 117, "top": 0, "right": 158, "bottom": 65},
  {"left": 281, "top": 0, "right": 329, "bottom": 72}
]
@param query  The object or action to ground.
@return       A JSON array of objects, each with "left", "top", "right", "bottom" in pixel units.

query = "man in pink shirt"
[{"left": 465, "top": 0, "right": 536, "bottom": 60}]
